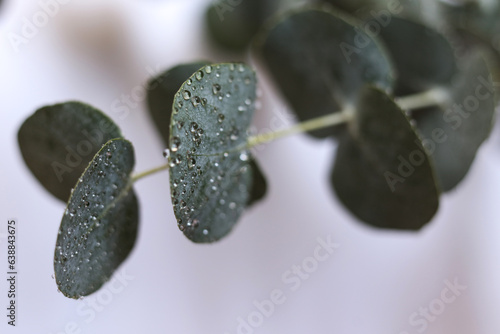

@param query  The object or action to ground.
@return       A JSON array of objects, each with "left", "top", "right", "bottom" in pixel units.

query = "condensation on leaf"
[
  {"left": 54, "top": 139, "right": 138, "bottom": 299},
  {"left": 169, "top": 63, "right": 267, "bottom": 243}
]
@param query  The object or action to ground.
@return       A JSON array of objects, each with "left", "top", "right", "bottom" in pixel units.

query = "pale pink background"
[{"left": 1, "top": 0, "right": 500, "bottom": 333}]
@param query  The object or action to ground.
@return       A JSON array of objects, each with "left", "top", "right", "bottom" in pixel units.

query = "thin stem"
[
  {"left": 131, "top": 90, "right": 447, "bottom": 181},
  {"left": 131, "top": 163, "right": 169, "bottom": 183},
  {"left": 395, "top": 88, "right": 449, "bottom": 110},
  {"left": 247, "top": 107, "right": 355, "bottom": 148}
]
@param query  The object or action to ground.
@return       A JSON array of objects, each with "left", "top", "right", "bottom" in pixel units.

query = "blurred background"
[{"left": 1, "top": 0, "right": 500, "bottom": 333}]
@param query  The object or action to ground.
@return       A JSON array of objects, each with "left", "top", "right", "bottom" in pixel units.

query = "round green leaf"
[
  {"left": 322, "top": 0, "right": 435, "bottom": 22},
  {"left": 377, "top": 16, "right": 458, "bottom": 96},
  {"left": 440, "top": 0, "right": 500, "bottom": 58},
  {"left": 206, "top": 0, "right": 278, "bottom": 51},
  {"left": 257, "top": 6, "right": 394, "bottom": 138},
  {"left": 18, "top": 102, "right": 122, "bottom": 201},
  {"left": 169, "top": 63, "right": 267, "bottom": 243},
  {"left": 146, "top": 62, "right": 210, "bottom": 146},
  {"left": 331, "top": 86, "right": 440, "bottom": 230},
  {"left": 248, "top": 160, "right": 267, "bottom": 206},
  {"left": 414, "top": 53, "right": 496, "bottom": 191},
  {"left": 54, "top": 139, "right": 138, "bottom": 299}
]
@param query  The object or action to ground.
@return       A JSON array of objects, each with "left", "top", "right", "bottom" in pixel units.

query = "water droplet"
[
  {"left": 229, "top": 202, "right": 237, "bottom": 210},
  {"left": 163, "top": 149, "right": 170, "bottom": 158},
  {"left": 218, "top": 114, "right": 225, "bottom": 123},
  {"left": 186, "top": 79, "right": 192, "bottom": 86},
  {"left": 191, "top": 96, "right": 201, "bottom": 107},
  {"left": 205, "top": 65, "right": 212, "bottom": 74},
  {"left": 188, "top": 158, "right": 196, "bottom": 169},
  {"left": 238, "top": 106, "right": 247, "bottom": 112},
  {"left": 176, "top": 121, "right": 184, "bottom": 129},
  {"left": 212, "top": 83, "right": 221, "bottom": 95},
  {"left": 239, "top": 152, "right": 249, "bottom": 161},
  {"left": 190, "top": 122, "right": 199, "bottom": 133},
  {"left": 171, "top": 137, "right": 181, "bottom": 152},
  {"left": 202, "top": 229, "right": 209, "bottom": 235},
  {"left": 183, "top": 90, "right": 191, "bottom": 100},
  {"left": 195, "top": 70, "right": 204, "bottom": 80},
  {"left": 238, "top": 64, "right": 245, "bottom": 72}
]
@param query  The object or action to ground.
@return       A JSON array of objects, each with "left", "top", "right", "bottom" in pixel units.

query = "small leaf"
[
  {"left": 147, "top": 62, "right": 210, "bottom": 145},
  {"left": 331, "top": 86, "right": 440, "bottom": 230},
  {"left": 440, "top": 0, "right": 500, "bottom": 58},
  {"left": 257, "top": 7, "right": 394, "bottom": 138},
  {"left": 54, "top": 139, "right": 138, "bottom": 299},
  {"left": 206, "top": 0, "right": 278, "bottom": 51},
  {"left": 377, "top": 16, "right": 458, "bottom": 95},
  {"left": 169, "top": 63, "right": 267, "bottom": 243},
  {"left": 414, "top": 53, "right": 496, "bottom": 191},
  {"left": 18, "top": 102, "right": 122, "bottom": 201},
  {"left": 248, "top": 160, "right": 267, "bottom": 206},
  {"left": 323, "top": 0, "right": 436, "bottom": 22}
]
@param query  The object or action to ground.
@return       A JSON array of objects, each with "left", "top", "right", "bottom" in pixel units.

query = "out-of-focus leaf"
[
  {"left": 18, "top": 102, "right": 122, "bottom": 201},
  {"left": 257, "top": 7, "right": 394, "bottom": 138},
  {"left": 146, "top": 62, "right": 209, "bottom": 146},
  {"left": 377, "top": 16, "right": 458, "bottom": 95},
  {"left": 414, "top": 53, "right": 496, "bottom": 191},
  {"left": 206, "top": 0, "right": 279, "bottom": 51},
  {"left": 331, "top": 86, "right": 440, "bottom": 230}
]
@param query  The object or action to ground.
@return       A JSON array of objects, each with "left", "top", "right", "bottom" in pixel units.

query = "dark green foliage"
[
  {"left": 18, "top": 102, "right": 122, "bottom": 201},
  {"left": 168, "top": 63, "right": 267, "bottom": 242},
  {"left": 147, "top": 62, "right": 209, "bottom": 145},
  {"left": 415, "top": 53, "right": 496, "bottom": 191},
  {"left": 258, "top": 7, "right": 394, "bottom": 138},
  {"left": 331, "top": 86, "right": 440, "bottom": 230},
  {"left": 206, "top": 0, "right": 278, "bottom": 51},
  {"left": 54, "top": 139, "right": 139, "bottom": 299}
]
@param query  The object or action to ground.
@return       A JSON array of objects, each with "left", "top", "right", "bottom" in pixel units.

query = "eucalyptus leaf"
[
  {"left": 248, "top": 160, "right": 267, "bottom": 206},
  {"left": 169, "top": 63, "right": 267, "bottom": 243},
  {"left": 54, "top": 139, "right": 138, "bottom": 299},
  {"left": 257, "top": 7, "right": 394, "bottom": 138},
  {"left": 414, "top": 53, "right": 496, "bottom": 191},
  {"left": 331, "top": 86, "right": 439, "bottom": 230},
  {"left": 147, "top": 62, "right": 209, "bottom": 145},
  {"left": 323, "top": 0, "right": 439, "bottom": 22},
  {"left": 440, "top": 0, "right": 500, "bottom": 57},
  {"left": 377, "top": 16, "right": 458, "bottom": 96},
  {"left": 18, "top": 102, "right": 122, "bottom": 201},
  {"left": 206, "top": 0, "right": 278, "bottom": 51}
]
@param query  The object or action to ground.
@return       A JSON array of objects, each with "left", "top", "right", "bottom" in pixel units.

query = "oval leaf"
[
  {"left": 441, "top": 0, "right": 500, "bottom": 58},
  {"left": 257, "top": 6, "right": 394, "bottom": 138},
  {"left": 331, "top": 86, "right": 440, "bottom": 230},
  {"left": 414, "top": 53, "right": 496, "bottom": 191},
  {"left": 18, "top": 102, "right": 122, "bottom": 201},
  {"left": 147, "top": 62, "right": 210, "bottom": 145},
  {"left": 206, "top": 0, "right": 278, "bottom": 51},
  {"left": 169, "top": 63, "right": 267, "bottom": 243},
  {"left": 54, "top": 139, "right": 138, "bottom": 299},
  {"left": 377, "top": 16, "right": 458, "bottom": 95}
]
